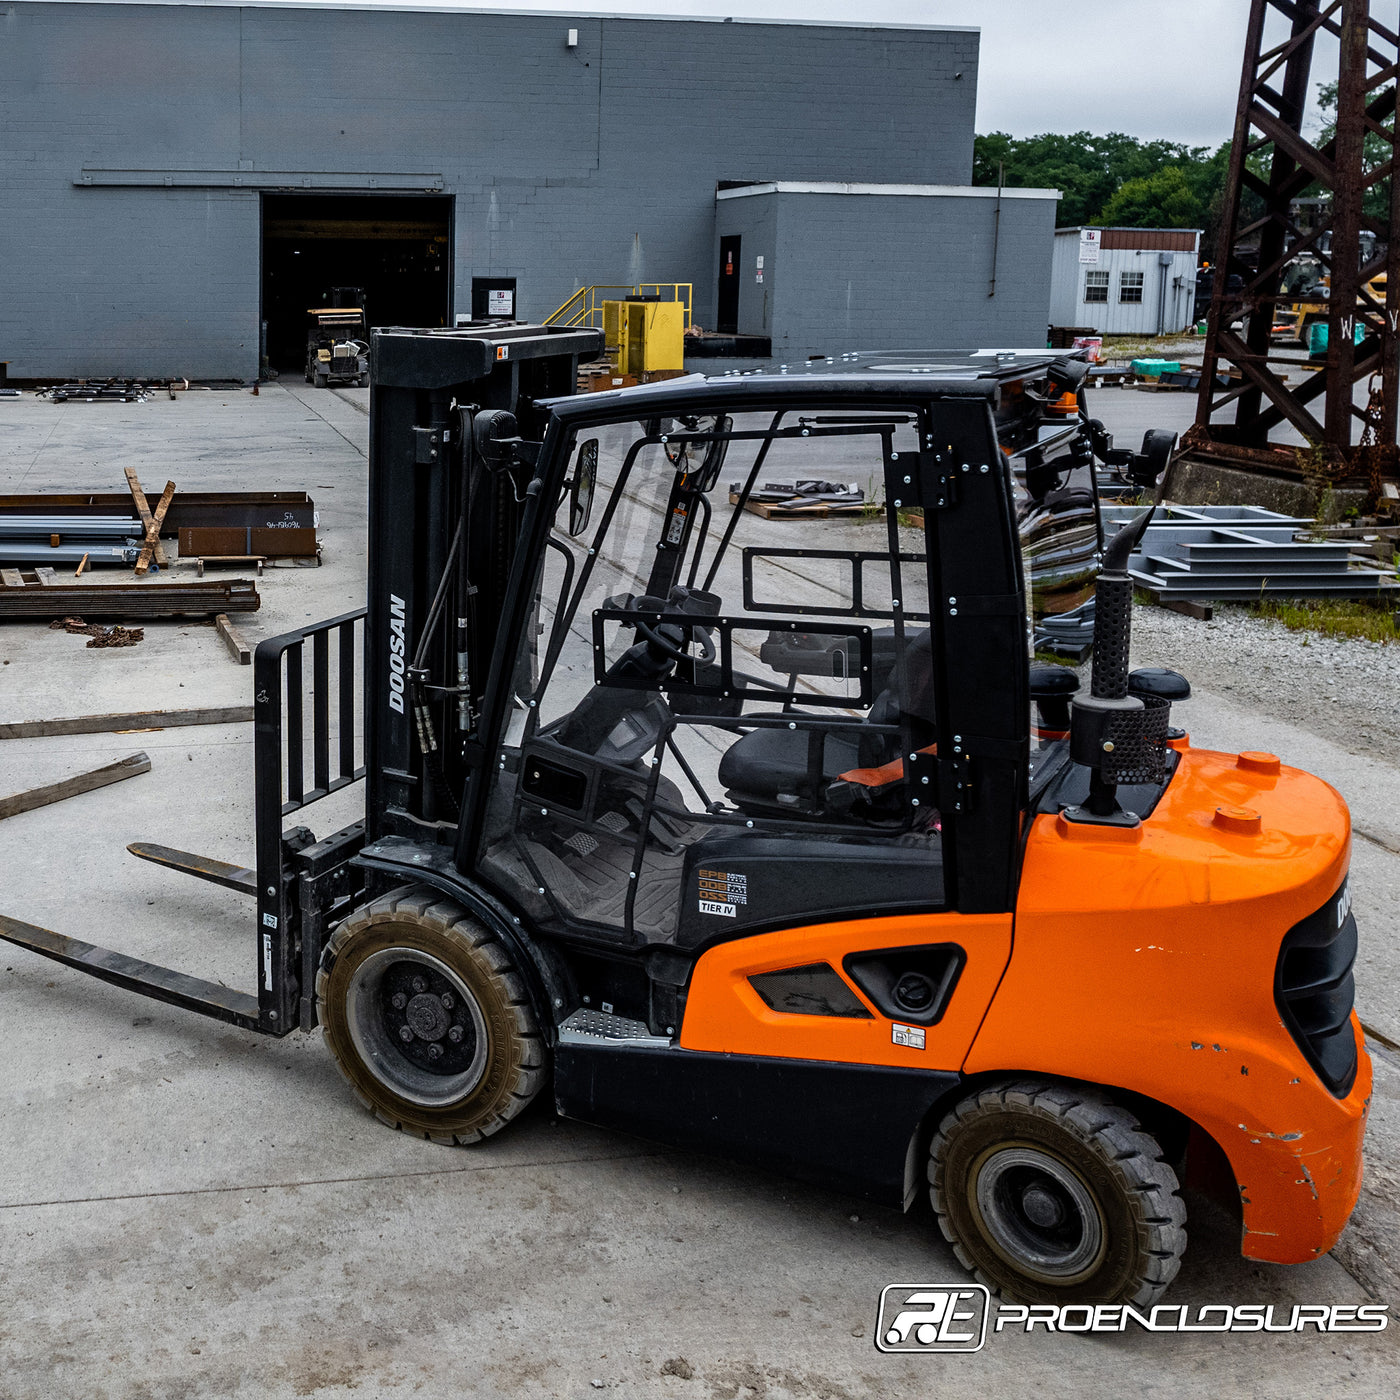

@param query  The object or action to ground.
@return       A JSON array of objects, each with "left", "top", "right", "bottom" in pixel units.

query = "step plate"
[{"left": 558, "top": 1007, "right": 671, "bottom": 1048}]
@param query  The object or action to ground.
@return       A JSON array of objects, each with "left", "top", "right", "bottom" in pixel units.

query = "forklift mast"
[{"left": 365, "top": 323, "right": 604, "bottom": 834}]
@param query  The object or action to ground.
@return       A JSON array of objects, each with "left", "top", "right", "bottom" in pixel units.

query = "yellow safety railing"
[{"left": 544, "top": 283, "right": 693, "bottom": 330}]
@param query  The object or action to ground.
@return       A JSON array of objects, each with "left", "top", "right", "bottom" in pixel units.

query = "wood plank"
[
  {"left": 1144, "top": 593, "right": 1214, "bottom": 621},
  {"left": 0, "top": 569, "right": 24, "bottom": 588},
  {"left": 135, "top": 479, "right": 176, "bottom": 575},
  {"left": 74, "top": 552, "right": 89, "bottom": 578},
  {"left": 1162, "top": 598, "right": 1214, "bottom": 621},
  {"left": 35, "top": 567, "right": 58, "bottom": 586},
  {"left": 215, "top": 612, "right": 252, "bottom": 665},
  {"left": 123, "top": 467, "right": 169, "bottom": 569},
  {"left": 0, "top": 707, "right": 253, "bottom": 741},
  {"left": 0, "top": 752, "right": 151, "bottom": 821},
  {"left": 0, "top": 578, "right": 260, "bottom": 618}
]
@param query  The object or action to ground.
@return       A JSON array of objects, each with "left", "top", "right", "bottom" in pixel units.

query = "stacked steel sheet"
[
  {"left": 0, "top": 516, "right": 144, "bottom": 566},
  {"left": 1035, "top": 598, "right": 1095, "bottom": 660},
  {"left": 1103, "top": 504, "right": 1400, "bottom": 600}
]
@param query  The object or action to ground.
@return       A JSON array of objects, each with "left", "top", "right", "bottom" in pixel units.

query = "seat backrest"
[{"left": 860, "top": 628, "right": 935, "bottom": 765}]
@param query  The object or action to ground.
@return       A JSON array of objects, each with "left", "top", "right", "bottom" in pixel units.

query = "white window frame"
[
  {"left": 1119, "top": 270, "right": 1145, "bottom": 304},
  {"left": 1083, "top": 270, "right": 1110, "bottom": 304}
]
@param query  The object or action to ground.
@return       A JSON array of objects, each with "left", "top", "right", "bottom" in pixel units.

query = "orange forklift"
[{"left": 0, "top": 327, "right": 1368, "bottom": 1306}]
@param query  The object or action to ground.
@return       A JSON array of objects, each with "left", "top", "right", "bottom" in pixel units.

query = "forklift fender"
[
  {"left": 970, "top": 757, "right": 1367, "bottom": 1265},
  {"left": 349, "top": 854, "right": 568, "bottom": 1038}
]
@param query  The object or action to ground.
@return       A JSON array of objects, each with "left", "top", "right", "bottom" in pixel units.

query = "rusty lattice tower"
[{"left": 1190, "top": 0, "right": 1400, "bottom": 479}]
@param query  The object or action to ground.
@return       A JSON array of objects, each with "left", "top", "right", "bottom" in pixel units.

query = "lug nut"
[
  {"left": 448, "top": 1025, "right": 464, "bottom": 1043},
  {"left": 427, "top": 1043, "right": 443, "bottom": 1060},
  {"left": 411, "top": 976, "right": 427, "bottom": 994},
  {"left": 399, "top": 1026, "right": 414, "bottom": 1042},
  {"left": 441, "top": 992, "right": 455, "bottom": 1010},
  {"left": 391, "top": 992, "right": 407, "bottom": 1010}
]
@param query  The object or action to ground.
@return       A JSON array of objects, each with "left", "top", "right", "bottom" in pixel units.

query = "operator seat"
[{"left": 718, "top": 629, "right": 936, "bottom": 815}]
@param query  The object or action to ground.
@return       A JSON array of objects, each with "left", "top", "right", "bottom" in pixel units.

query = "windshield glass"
[
  {"left": 1010, "top": 427, "right": 1097, "bottom": 794},
  {"left": 476, "top": 403, "right": 945, "bottom": 946}
]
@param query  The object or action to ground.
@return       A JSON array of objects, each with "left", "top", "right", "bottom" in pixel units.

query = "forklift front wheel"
[
  {"left": 316, "top": 889, "right": 546, "bottom": 1144},
  {"left": 929, "top": 1080, "right": 1187, "bottom": 1306}
]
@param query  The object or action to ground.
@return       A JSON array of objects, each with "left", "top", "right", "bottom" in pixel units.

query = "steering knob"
[{"left": 633, "top": 614, "right": 717, "bottom": 665}]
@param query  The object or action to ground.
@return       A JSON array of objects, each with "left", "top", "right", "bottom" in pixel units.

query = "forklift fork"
[{"left": 0, "top": 608, "right": 370, "bottom": 1037}]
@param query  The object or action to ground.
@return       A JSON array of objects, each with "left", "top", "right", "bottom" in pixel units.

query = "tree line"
[
  {"left": 975, "top": 84, "right": 1390, "bottom": 262},
  {"left": 972, "top": 131, "right": 1231, "bottom": 255}
]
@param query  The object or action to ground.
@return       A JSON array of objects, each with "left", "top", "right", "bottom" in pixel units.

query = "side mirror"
[
  {"left": 661, "top": 415, "right": 731, "bottom": 492},
  {"left": 695, "top": 415, "right": 731, "bottom": 492},
  {"left": 1046, "top": 356, "right": 1090, "bottom": 398},
  {"left": 569, "top": 439, "right": 597, "bottom": 536}
]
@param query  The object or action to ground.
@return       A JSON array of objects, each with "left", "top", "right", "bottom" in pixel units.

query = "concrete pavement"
[{"left": 0, "top": 384, "right": 1395, "bottom": 1398}]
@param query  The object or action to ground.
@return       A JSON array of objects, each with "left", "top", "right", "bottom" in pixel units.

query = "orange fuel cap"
[
  {"left": 1215, "top": 805, "right": 1262, "bottom": 835},
  {"left": 1238, "top": 751, "right": 1281, "bottom": 775}
]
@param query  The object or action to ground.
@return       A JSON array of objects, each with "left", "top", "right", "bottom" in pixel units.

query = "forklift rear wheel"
[
  {"left": 316, "top": 889, "right": 546, "bottom": 1144},
  {"left": 929, "top": 1080, "right": 1186, "bottom": 1305}
]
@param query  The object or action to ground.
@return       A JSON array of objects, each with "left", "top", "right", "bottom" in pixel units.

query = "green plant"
[{"left": 1251, "top": 596, "right": 1398, "bottom": 644}]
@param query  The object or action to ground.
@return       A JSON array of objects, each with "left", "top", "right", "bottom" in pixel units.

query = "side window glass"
[{"left": 478, "top": 407, "right": 942, "bottom": 945}]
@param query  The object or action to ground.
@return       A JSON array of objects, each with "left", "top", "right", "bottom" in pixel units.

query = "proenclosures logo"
[{"left": 874, "top": 1285, "right": 1388, "bottom": 1353}]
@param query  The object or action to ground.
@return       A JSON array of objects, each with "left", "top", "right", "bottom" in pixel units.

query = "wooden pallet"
[{"left": 732, "top": 493, "right": 879, "bottom": 520}]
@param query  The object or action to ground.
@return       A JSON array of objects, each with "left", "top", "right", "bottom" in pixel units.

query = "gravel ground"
[{"left": 1130, "top": 602, "right": 1400, "bottom": 769}]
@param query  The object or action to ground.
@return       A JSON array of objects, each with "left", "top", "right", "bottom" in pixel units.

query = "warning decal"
[{"left": 697, "top": 868, "right": 747, "bottom": 916}]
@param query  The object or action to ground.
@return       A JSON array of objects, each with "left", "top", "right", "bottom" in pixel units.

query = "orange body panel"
[
  {"left": 970, "top": 744, "right": 1370, "bottom": 1264},
  {"left": 681, "top": 912, "right": 1013, "bottom": 1070}
]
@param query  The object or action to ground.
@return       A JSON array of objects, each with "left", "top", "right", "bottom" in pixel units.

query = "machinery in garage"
[
  {"left": 0, "top": 325, "right": 1368, "bottom": 1307},
  {"left": 306, "top": 288, "right": 370, "bottom": 387}
]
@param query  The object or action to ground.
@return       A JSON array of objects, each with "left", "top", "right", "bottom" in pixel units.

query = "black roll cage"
[{"left": 458, "top": 380, "right": 1028, "bottom": 919}]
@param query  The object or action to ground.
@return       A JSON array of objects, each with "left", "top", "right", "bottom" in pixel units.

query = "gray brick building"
[{"left": 0, "top": 1, "right": 1059, "bottom": 379}]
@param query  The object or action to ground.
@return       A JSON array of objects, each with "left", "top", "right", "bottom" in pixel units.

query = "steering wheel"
[{"left": 633, "top": 615, "right": 716, "bottom": 665}]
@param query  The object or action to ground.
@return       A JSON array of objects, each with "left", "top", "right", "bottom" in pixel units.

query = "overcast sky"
[{"left": 106, "top": 0, "right": 1346, "bottom": 145}]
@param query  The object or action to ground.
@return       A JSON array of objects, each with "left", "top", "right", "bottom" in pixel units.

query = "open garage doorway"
[{"left": 261, "top": 194, "right": 452, "bottom": 375}]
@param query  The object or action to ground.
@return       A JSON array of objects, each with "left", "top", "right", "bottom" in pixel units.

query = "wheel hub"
[
  {"left": 406, "top": 992, "right": 450, "bottom": 1041},
  {"left": 1020, "top": 1183, "right": 1065, "bottom": 1229},
  {"left": 343, "top": 947, "right": 489, "bottom": 1108},
  {"left": 973, "top": 1145, "right": 1105, "bottom": 1282}
]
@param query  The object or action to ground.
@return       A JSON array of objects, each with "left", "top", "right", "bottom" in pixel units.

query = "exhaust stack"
[{"left": 1066, "top": 509, "right": 1158, "bottom": 824}]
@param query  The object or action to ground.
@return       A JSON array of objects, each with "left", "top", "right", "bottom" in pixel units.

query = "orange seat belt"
[{"left": 837, "top": 743, "right": 937, "bottom": 788}]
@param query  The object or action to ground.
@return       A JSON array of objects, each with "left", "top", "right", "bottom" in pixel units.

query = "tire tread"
[
  {"left": 316, "top": 886, "right": 546, "bottom": 1146},
  {"left": 928, "top": 1078, "right": 1187, "bottom": 1306}
]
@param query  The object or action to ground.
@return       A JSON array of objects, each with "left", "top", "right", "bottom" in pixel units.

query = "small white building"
[{"left": 1048, "top": 227, "right": 1200, "bottom": 336}]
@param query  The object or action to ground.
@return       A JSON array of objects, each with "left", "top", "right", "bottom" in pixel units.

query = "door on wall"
[
  {"left": 717, "top": 235, "right": 741, "bottom": 334},
  {"left": 261, "top": 194, "right": 452, "bottom": 373}
]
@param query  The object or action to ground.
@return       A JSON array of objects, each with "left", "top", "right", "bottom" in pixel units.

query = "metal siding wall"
[
  {"left": 1047, "top": 238, "right": 1199, "bottom": 337},
  {"left": 767, "top": 192, "right": 1057, "bottom": 358},
  {"left": 1048, "top": 233, "right": 1080, "bottom": 325},
  {"left": 0, "top": 3, "right": 256, "bottom": 378},
  {"left": 0, "top": 3, "right": 981, "bottom": 378}
]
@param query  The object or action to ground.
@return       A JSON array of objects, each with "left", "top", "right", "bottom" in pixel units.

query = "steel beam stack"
[
  {"left": 1103, "top": 504, "right": 1400, "bottom": 600},
  {"left": 0, "top": 516, "right": 144, "bottom": 566}
]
